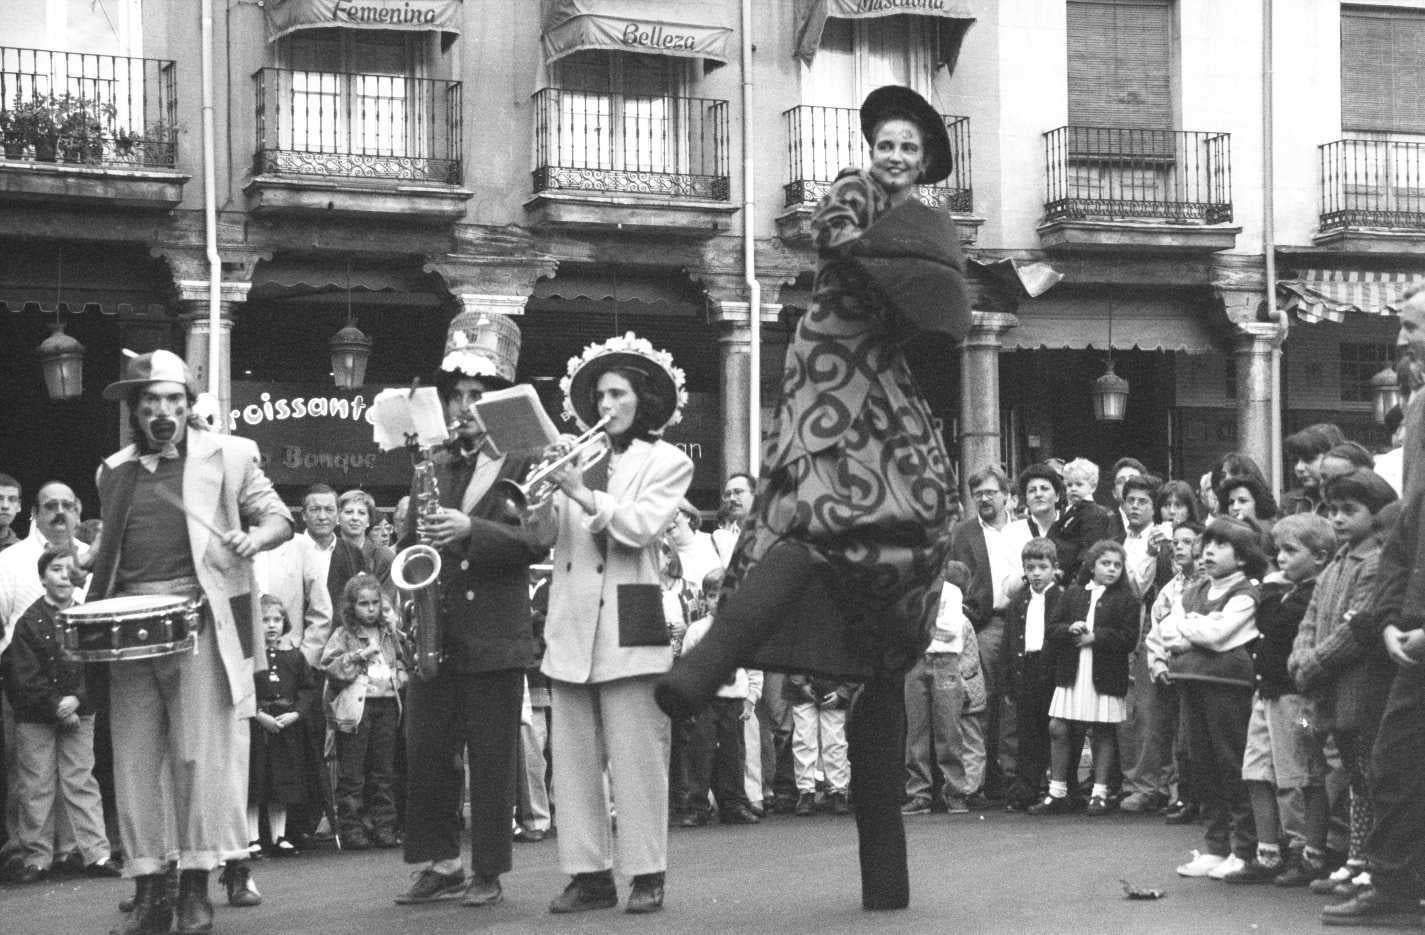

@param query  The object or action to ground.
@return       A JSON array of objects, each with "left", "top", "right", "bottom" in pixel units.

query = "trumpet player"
[
  {"left": 525, "top": 333, "right": 692, "bottom": 916},
  {"left": 394, "top": 311, "right": 546, "bottom": 909}
]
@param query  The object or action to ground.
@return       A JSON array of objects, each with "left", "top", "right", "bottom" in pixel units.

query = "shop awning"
[
  {"left": 264, "top": 0, "right": 463, "bottom": 43},
  {"left": 794, "top": 0, "right": 977, "bottom": 69},
  {"left": 1278, "top": 268, "right": 1425, "bottom": 324},
  {"left": 542, "top": 0, "right": 733, "bottom": 66},
  {"left": 1005, "top": 294, "right": 1220, "bottom": 353}
]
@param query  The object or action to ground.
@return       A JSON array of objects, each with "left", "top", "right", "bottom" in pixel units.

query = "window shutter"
[
  {"left": 1067, "top": 0, "right": 1172, "bottom": 129},
  {"left": 1342, "top": 7, "right": 1425, "bottom": 133}
]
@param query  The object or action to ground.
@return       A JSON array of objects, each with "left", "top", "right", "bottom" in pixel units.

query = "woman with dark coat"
[{"left": 656, "top": 84, "right": 970, "bottom": 911}]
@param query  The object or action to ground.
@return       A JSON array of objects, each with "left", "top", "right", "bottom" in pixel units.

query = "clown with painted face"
[{"left": 88, "top": 349, "right": 292, "bottom": 935}]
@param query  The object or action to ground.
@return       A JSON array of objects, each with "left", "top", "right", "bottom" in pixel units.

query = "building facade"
[{"left": 0, "top": 0, "right": 1418, "bottom": 510}]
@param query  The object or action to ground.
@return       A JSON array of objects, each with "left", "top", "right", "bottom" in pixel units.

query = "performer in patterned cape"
[{"left": 656, "top": 85, "right": 971, "bottom": 911}]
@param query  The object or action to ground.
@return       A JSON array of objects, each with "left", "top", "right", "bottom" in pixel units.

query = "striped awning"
[{"left": 1278, "top": 269, "right": 1425, "bottom": 324}]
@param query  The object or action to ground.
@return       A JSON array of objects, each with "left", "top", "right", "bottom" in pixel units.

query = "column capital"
[
  {"left": 1233, "top": 319, "right": 1286, "bottom": 348},
  {"left": 174, "top": 280, "right": 252, "bottom": 308},
  {"left": 968, "top": 310, "right": 1021, "bottom": 335},
  {"left": 711, "top": 300, "right": 782, "bottom": 325},
  {"left": 424, "top": 252, "right": 556, "bottom": 301},
  {"left": 151, "top": 245, "right": 272, "bottom": 285},
  {"left": 452, "top": 293, "right": 529, "bottom": 316}
]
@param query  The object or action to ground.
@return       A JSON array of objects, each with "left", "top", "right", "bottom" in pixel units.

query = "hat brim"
[
  {"left": 860, "top": 85, "right": 953, "bottom": 186},
  {"left": 101, "top": 377, "right": 194, "bottom": 402},
  {"left": 567, "top": 351, "right": 677, "bottom": 432}
]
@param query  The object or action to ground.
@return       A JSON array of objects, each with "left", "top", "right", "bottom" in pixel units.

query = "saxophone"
[{"left": 391, "top": 450, "right": 444, "bottom": 681}]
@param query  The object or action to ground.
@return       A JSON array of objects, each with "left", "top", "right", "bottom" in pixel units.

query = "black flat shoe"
[
  {"left": 626, "top": 872, "right": 664, "bottom": 914},
  {"left": 549, "top": 871, "right": 618, "bottom": 914},
  {"left": 1026, "top": 795, "right": 1073, "bottom": 816}
]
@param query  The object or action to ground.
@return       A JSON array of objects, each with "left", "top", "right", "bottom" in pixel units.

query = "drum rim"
[{"left": 59, "top": 594, "right": 202, "bottom": 621}]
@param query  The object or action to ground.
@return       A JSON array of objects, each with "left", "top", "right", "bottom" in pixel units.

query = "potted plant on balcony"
[
  {"left": 2, "top": 93, "right": 62, "bottom": 161},
  {"left": 137, "top": 119, "right": 181, "bottom": 167},
  {"left": 57, "top": 95, "right": 114, "bottom": 165}
]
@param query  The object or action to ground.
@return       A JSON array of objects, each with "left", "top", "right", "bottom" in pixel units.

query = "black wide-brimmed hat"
[
  {"left": 560, "top": 332, "right": 687, "bottom": 433},
  {"left": 860, "top": 85, "right": 953, "bottom": 186}
]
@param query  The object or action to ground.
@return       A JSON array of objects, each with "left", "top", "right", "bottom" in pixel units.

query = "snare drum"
[{"left": 57, "top": 594, "right": 204, "bottom": 663}]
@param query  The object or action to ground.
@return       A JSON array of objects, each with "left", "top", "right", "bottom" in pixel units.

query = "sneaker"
[
  {"left": 943, "top": 795, "right": 970, "bottom": 814},
  {"left": 395, "top": 867, "right": 468, "bottom": 904},
  {"left": 1219, "top": 858, "right": 1282, "bottom": 884},
  {"left": 900, "top": 797, "right": 932, "bottom": 816},
  {"left": 1119, "top": 791, "right": 1165, "bottom": 813},
  {"left": 794, "top": 791, "right": 817, "bottom": 817},
  {"left": 1311, "top": 865, "right": 1358, "bottom": 896},
  {"left": 1176, "top": 850, "right": 1228, "bottom": 877},
  {"left": 1207, "top": 855, "right": 1248, "bottom": 880}
]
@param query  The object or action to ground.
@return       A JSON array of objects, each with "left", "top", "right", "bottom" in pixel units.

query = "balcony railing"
[
  {"left": 252, "top": 67, "right": 462, "bottom": 184},
  {"left": 0, "top": 46, "right": 178, "bottom": 167},
  {"left": 531, "top": 87, "right": 730, "bottom": 201},
  {"left": 782, "top": 105, "right": 972, "bottom": 213},
  {"left": 1320, "top": 138, "right": 1425, "bottom": 233},
  {"left": 1043, "top": 126, "right": 1233, "bottom": 224}
]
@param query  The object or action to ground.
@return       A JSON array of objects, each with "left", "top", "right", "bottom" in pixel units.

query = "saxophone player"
[{"left": 394, "top": 310, "right": 546, "bottom": 909}]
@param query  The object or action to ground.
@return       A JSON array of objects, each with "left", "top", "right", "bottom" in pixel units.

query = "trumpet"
[{"left": 497, "top": 416, "right": 612, "bottom": 513}]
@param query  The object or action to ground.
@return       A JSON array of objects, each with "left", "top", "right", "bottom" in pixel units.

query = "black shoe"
[
  {"left": 964, "top": 791, "right": 993, "bottom": 811},
  {"left": 680, "top": 810, "right": 710, "bottom": 828},
  {"left": 772, "top": 792, "right": 797, "bottom": 815},
  {"left": 267, "top": 837, "right": 300, "bottom": 857},
  {"left": 1085, "top": 795, "right": 1113, "bottom": 816},
  {"left": 794, "top": 791, "right": 817, "bottom": 816},
  {"left": 371, "top": 829, "right": 400, "bottom": 849},
  {"left": 395, "top": 867, "right": 467, "bottom": 904},
  {"left": 175, "top": 869, "right": 214, "bottom": 934},
  {"left": 1026, "top": 795, "right": 1073, "bottom": 816},
  {"left": 1164, "top": 802, "right": 1200, "bottom": 825},
  {"left": 1321, "top": 887, "right": 1424, "bottom": 927},
  {"left": 112, "top": 873, "right": 172, "bottom": 935},
  {"left": 462, "top": 873, "right": 502, "bottom": 907},
  {"left": 720, "top": 803, "right": 761, "bottom": 825},
  {"left": 219, "top": 862, "right": 262, "bottom": 908},
  {"left": 513, "top": 827, "right": 548, "bottom": 843},
  {"left": 86, "top": 858, "right": 123, "bottom": 878},
  {"left": 626, "top": 872, "right": 665, "bottom": 914},
  {"left": 342, "top": 828, "right": 372, "bottom": 851},
  {"left": 827, "top": 792, "right": 851, "bottom": 816},
  {"left": 12, "top": 864, "right": 47, "bottom": 885},
  {"left": 549, "top": 871, "right": 618, "bottom": 914}
]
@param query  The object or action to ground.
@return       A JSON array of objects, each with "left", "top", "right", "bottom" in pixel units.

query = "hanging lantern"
[
  {"left": 37, "top": 321, "right": 85, "bottom": 400},
  {"left": 1092, "top": 358, "right": 1130, "bottom": 422},
  {"left": 330, "top": 320, "right": 372, "bottom": 389},
  {"left": 1370, "top": 364, "right": 1402, "bottom": 426}
]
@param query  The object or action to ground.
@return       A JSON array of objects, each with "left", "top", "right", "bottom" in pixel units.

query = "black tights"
[{"left": 655, "top": 542, "right": 911, "bottom": 910}]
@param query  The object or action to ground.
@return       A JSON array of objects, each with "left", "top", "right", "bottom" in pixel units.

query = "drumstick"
[{"left": 151, "top": 484, "right": 234, "bottom": 542}]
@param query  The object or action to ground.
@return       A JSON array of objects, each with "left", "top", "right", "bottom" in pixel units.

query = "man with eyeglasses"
[
  {"left": 0, "top": 473, "right": 22, "bottom": 553},
  {"left": 0, "top": 482, "right": 87, "bottom": 637}
]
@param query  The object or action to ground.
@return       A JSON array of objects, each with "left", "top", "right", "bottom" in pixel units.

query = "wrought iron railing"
[
  {"left": 252, "top": 67, "right": 462, "bottom": 184},
  {"left": 782, "top": 105, "right": 972, "bottom": 213},
  {"left": 1043, "top": 126, "right": 1233, "bottom": 224},
  {"left": 1320, "top": 138, "right": 1425, "bottom": 233},
  {"left": 531, "top": 87, "right": 730, "bottom": 201},
  {"left": 0, "top": 46, "right": 178, "bottom": 167}
]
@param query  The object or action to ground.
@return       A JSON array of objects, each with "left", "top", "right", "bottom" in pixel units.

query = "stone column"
[
  {"left": 1233, "top": 321, "right": 1282, "bottom": 475},
  {"left": 716, "top": 308, "right": 753, "bottom": 480},
  {"left": 451, "top": 293, "right": 529, "bottom": 318},
  {"left": 959, "top": 310, "right": 1019, "bottom": 484},
  {"left": 176, "top": 280, "right": 251, "bottom": 431}
]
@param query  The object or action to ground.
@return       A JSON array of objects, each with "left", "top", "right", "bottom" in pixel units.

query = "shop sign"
[
  {"left": 228, "top": 382, "right": 411, "bottom": 486},
  {"left": 661, "top": 391, "right": 720, "bottom": 491}
]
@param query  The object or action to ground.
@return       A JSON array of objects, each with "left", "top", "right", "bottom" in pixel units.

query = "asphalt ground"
[{"left": 0, "top": 807, "right": 1354, "bottom": 935}]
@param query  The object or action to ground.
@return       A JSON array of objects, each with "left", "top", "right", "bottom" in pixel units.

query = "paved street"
[{"left": 0, "top": 807, "right": 1342, "bottom": 935}]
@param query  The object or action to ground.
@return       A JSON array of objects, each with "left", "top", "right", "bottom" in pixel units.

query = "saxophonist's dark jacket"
[{"left": 400, "top": 447, "right": 546, "bottom": 675}]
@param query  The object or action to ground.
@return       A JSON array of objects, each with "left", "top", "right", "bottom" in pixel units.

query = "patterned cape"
[{"left": 725, "top": 169, "right": 969, "bottom": 680}]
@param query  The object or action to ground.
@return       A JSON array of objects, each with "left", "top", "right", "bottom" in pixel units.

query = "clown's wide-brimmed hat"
[
  {"left": 102, "top": 349, "right": 196, "bottom": 401},
  {"left": 440, "top": 310, "right": 521, "bottom": 387},
  {"left": 560, "top": 332, "right": 687, "bottom": 433},
  {"left": 859, "top": 85, "right": 953, "bottom": 186}
]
